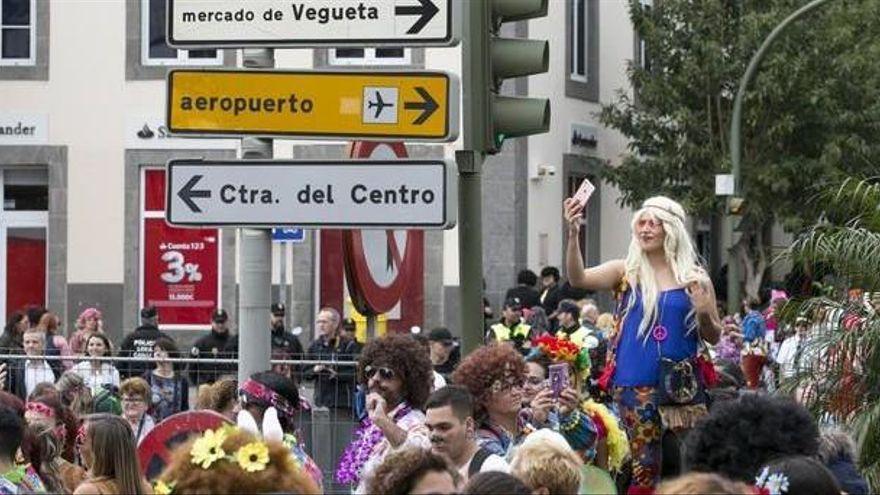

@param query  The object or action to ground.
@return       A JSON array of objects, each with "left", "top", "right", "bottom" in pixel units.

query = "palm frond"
[
  {"left": 823, "top": 177, "right": 880, "bottom": 229},
  {"left": 786, "top": 226, "right": 880, "bottom": 290}
]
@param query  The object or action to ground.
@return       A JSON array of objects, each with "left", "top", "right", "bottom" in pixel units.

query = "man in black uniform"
[
  {"left": 269, "top": 303, "right": 305, "bottom": 360},
  {"left": 188, "top": 309, "right": 237, "bottom": 385},
  {"left": 118, "top": 306, "right": 173, "bottom": 379}
]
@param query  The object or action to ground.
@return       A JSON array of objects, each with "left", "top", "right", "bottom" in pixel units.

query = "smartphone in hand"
[
  {"left": 570, "top": 178, "right": 595, "bottom": 211},
  {"left": 548, "top": 363, "right": 570, "bottom": 399}
]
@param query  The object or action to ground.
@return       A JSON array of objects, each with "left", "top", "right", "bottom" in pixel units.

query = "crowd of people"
[{"left": 0, "top": 194, "right": 870, "bottom": 494}]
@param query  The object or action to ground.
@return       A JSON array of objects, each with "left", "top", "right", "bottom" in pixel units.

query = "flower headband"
[
  {"left": 239, "top": 379, "right": 296, "bottom": 419},
  {"left": 153, "top": 426, "right": 295, "bottom": 495},
  {"left": 25, "top": 402, "right": 55, "bottom": 419},
  {"left": 754, "top": 466, "right": 790, "bottom": 495},
  {"left": 531, "top": 334, "right": 591, "bottom": 378}
]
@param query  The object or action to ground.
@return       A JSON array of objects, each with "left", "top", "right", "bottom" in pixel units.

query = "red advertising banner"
[{"left": 142, "top": 218, "right": 219, "bottom": 328}]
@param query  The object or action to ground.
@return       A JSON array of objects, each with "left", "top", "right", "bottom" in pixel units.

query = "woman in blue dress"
[{"left": 564, "top": 195, "right": 722, "bottom": 493}]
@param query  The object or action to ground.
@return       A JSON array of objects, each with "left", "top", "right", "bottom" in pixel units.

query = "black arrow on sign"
[
  {"left": 404, "top": 87, "right": 439, "bottom": 125},
  {"left": 178, "top": 175, "right": 211, "bottom": 213},
  {"left": 395, "top": 0, "right": 440, "bottom": 35}
]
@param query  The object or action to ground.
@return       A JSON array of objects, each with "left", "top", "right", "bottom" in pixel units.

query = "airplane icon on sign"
[{"left": 367, "top": 91, "right": 395, "bottom": 119}]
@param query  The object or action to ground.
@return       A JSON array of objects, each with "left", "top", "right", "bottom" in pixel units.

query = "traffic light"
[{"left": 463, "top": 0, "right": 551, "bottom": 154}]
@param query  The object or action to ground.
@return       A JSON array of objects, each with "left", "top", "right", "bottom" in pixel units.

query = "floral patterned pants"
[{"left": 614, "top": 386, "right": 663, "bottom": 492}]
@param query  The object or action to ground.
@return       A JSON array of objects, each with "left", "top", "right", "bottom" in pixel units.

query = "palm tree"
[{"left": 781, "top": 177, "right": 880, "bottom": 490}]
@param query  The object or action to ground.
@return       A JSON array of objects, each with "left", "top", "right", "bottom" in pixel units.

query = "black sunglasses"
[{"left": 364, "top": 365, "right": 396, "bottom": 381}]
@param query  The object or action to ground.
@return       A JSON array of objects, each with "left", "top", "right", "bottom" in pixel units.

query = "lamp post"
[{"left": 726, "top": 0, "right": 834, "bottom": 314}]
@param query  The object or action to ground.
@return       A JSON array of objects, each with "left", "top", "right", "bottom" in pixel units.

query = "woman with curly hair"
[
  {"left": 336, "top": 333, "right": 432, "bottom": 493},
  {"left": 452, "top": 343, "right": 530, "bottom": 459},
  {"left": 154, "top": 426, "right": 320, "bottom": 494},
  {"left": 366, "top": 447, "right": 460, "bottom": 495},
  {"left": 69, "top": 308, "right": 103, "bottom": 357}
]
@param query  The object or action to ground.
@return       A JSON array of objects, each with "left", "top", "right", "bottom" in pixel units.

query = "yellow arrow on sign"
[{"left": 166, "top": 69, "right": 458, "bottom": 141}]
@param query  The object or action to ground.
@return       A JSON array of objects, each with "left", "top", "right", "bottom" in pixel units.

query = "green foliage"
[
  {"left": 599, "top": 0, "right": 880, "bottom": 293},
  {"left": 781, "top": 177, "right": 880, "bottom": 490}
]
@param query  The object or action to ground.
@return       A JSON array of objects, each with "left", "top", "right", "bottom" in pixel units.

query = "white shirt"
[
  {"left": 24, "top": 359, "right": 55, "bottom": 396},
  {"left": 71, "top": 361, "right": 121, "bottom": 392},
  {"left": 776, "top": 334, "right": 805, "bottom": 379},
  {"left": 355, "top": 404, "right": 429, "bottom": 494},
  {"left": 457, "top": 450, "right": 509, "bottom": 482},
  {"left": 432, "top": 371, "right": 447, "bottom": 391}
]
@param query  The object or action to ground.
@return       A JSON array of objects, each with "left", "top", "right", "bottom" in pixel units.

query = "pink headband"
[
  {"left": 239, "top": 379, "right": 296, "bottom": 419},
  {"left": 25, "top": 402, "right": 55, "bottom": 419}
]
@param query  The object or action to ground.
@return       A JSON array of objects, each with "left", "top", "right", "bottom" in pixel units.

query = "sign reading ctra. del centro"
[
  {"left": 166, "top": 159, "right": 457, "bottom": 229},
  {"left": 167, "top": 0, "right": 456, "bottom": 48},
  {"left": 166, "top": 69, "right": 458, "bottom": 142}
]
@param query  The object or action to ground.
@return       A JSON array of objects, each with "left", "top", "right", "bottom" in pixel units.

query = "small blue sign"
[{"left": 271, "top": 228, "right": 306, "bottom": 243}]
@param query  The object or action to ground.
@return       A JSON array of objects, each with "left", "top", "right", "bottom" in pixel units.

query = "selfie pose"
[{"left": 563, "top": 193, "right": 722, "bottom": 491}]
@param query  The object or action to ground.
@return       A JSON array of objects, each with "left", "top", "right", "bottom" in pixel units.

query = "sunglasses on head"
[{"left": 364, "top": 365, "right": 396, "bottom": 381}]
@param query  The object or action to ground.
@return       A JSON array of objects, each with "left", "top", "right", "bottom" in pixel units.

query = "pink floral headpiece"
[
  {"left": 25, "top": 402, "right": 55, "bottom": 418},
  {"left": 239, "top": 379, "right": 296, "bottom": 419}
]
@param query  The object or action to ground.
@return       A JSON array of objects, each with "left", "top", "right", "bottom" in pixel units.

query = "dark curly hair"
[
  {"left": 357, "top": 333, "right": 433, "bottom": 409},
  {"left": 366, "top": 447, "right": 460, "bottom": 495},
  {"left": 685, "top": 393, "right": 819, "bottom": 482},
  {"left": 451, "top": 344, "right": 526, "bottom": 422}
]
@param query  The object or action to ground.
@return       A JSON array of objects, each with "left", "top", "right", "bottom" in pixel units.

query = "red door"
[{"left": 5, "top": 227, "right": 47, "bottom": 316}]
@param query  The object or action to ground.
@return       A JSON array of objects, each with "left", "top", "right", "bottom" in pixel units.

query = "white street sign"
[
  {"left": 167, "top": 0, "right": 457, "bottom": 48},
  {"left": 166, "top": 159, "right": 456, "bottom": 229}
]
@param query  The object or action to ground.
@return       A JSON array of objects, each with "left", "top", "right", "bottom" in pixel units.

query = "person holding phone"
[{"left": 563, "top": 193, "right": 722, "bottom": 492}]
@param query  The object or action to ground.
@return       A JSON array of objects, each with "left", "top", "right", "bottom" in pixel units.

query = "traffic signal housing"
[{"left": 463, "top": 0, "right": 551, "bottom": 154}]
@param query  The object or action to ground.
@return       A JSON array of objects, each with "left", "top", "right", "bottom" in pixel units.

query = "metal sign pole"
[
  {"left": 366, "top": 314, "right": 377, "bottom": 341},
  {"left": 237, "top": 48, "right": 274, "bottom": 385}
]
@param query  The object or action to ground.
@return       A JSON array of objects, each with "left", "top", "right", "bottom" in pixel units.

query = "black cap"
[
  {"left": 212, "top": 309, "right": 228, "bottom": 323},
  {"left": 140, "top": 306, "right": 157, "bottom": 319},
  {"left": 557, "top": 300, "right": 580, "bottom": 318},
  {"left": 342, "top": 317, "right": 356, "bottom": 331},
  {"left": 270, "top": 303, "right": 285, "bottom": 316},
  {"left": 427, "top": 327, "right": 454, "bottom": 343},
  {"left": 504, "top": 297, "right": 523, "bottom": 311}
]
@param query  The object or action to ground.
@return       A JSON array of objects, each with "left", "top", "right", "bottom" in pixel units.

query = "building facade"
[{"left": 0, "top": 0, "right": 643, "bottom": 344}]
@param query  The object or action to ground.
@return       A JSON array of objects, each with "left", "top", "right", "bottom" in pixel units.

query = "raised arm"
[{"left": 564, "top": 198, "right": 626, "bottom": 292}]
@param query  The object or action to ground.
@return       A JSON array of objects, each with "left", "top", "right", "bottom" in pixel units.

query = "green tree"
[
  {"left": 599, "top": 0, "right": 880, "bottom": 302},
  {"left": 782, "top": 177, "right": 880, "bottom": 490}
]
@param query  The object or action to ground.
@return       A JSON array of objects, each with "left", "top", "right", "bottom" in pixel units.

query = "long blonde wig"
[{"left": 624, "top": 196, "right": 704, "bottom": 340}]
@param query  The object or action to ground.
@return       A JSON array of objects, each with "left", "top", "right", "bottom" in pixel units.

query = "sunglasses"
[{"left": 364, "top": 365, "right": 396, "bottom": 381}]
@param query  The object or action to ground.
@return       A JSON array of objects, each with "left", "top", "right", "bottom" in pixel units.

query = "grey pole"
[
  {"left": 726, "top": 0, "right": 832, "bottom": 314},
  {"left": 458, "top": 0, "right": 489, "bottom": 355},
  {"left": 237, "top": 48, "right": 274, "bottom": 384}
]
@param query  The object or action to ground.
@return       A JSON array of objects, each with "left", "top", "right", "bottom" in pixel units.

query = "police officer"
[
  {"left": 269, "top": 303, "right": 305, "bottom": 359},
  {"left": 118, "top": 306, "right": 173, "bottom": 379},
  {"left": 486, "top": 297, "right": 533, "bottom": 355},
  {"left": 188, "top": 309, "right": 237, "bottom": 385}
]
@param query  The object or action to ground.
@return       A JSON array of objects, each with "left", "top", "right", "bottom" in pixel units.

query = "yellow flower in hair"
[
  {"left": 236, "top": 441, "right": 270, "bottom": 473},
  {"left": 190, "top": 428, "right": 227, "bottom": 469},
  {"left": 153, "top": 480, "right": 175, "bottom": 495}
]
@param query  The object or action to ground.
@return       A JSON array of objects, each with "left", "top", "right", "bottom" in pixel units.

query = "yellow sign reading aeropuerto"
[{"left": 166, "top": 69, "right": 458, "bottom": 142}]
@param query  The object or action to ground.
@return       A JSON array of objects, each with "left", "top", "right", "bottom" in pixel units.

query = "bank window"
[
  {"left": 0, "top": 0, "right": 36, "bottom": 66},
  {"left": 2, "top": 168, "right": 46, "bottom": 211},
  {"left": 140, "top": 0, "right": 222, "bottom": 66},
  {"left": 328, "top": 47, "right": 411, "bottom": 66},
  {"left": 569, "top": 0, "right": 587, "bottom": 83}
]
